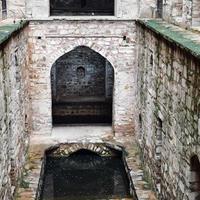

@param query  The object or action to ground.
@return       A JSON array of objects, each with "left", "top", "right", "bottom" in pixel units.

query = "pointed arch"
[
  {"left": 48, "top": 43, "right": 116, "bottom": 75},
  {"left": 50, "top": 46, "right": 114, "bottom": 125}
]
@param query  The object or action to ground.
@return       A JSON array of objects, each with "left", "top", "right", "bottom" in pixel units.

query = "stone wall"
[
  {"left": 136, "top": 20, "right": 200, "bottom": 200},
  {"left": 0, "top": 22, "right": 29, "bottom": 199},
  {"left": 4, "top": 0, "right": 200, "bottom": 27},
  {"left": 139, "top": 0, "right": 199, "bottom": 27},
  {"left": 158, "top": 0, "right": 200, "bottom": 27},
  {"left": 7, "top": 0, "right": 26, "bottom": 19},
  {"left": 139, "top": 0, "right": 157, "bottom": 18},
  {"left": 28, "top": 20, "right": 136, "bottom": 136},
  {"left": 192, "top": 0, "right": 200, "bottom": 26}
]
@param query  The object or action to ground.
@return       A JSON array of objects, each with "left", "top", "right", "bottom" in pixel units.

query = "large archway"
[{"left": 51, "top": 46, "right": 114, "bottom": 125}]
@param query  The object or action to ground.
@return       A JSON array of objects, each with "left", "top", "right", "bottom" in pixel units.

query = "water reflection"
[{"left": 40, "top": 149, "right": 131, "bottom": 200}]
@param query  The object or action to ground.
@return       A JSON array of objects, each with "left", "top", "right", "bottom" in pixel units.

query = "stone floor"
[
  {"left": 16, "top": 126, "right": 156, "bottom": 200},
  {"left": 29, "top": 125, "right": 113, "bottom": 145}
]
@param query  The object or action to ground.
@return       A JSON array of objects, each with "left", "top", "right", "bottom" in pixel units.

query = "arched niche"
[{"left": 51, "top": 46, "right": 114, "bottom": 125}]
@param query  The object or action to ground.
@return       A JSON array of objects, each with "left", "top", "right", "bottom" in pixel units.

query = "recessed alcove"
[
  {"left": 50, "top": 0, "right": 115, "bottom": 16},
  {"left": 51, "top": 46, "right": 114, "bottom": 125}
]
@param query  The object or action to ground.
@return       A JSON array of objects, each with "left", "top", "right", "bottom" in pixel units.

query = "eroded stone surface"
[
  {"left": 0, "top": 21, "right": 29, "bottom": 200},
  {"left": 136, "top": 19, "right": 200, "bottom": 200}
]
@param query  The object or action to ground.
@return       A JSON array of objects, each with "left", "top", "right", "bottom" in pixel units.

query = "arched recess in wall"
[
  {"left": 190, "top": 155, "right": 200, "bottom": 200},
  {"left": 51, "top": 46, "right": 114, "bottom": 125}
]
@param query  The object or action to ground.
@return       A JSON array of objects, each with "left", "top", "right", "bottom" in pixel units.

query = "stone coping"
[
  {"left": 137, "top": 19, "right": 200, "bottom": 59},
  {"left": 0, "top": 20, "right": 28, "bottom": 48},
  {"left": 28, "top": 16, "right": 136, "bottom": 22}
]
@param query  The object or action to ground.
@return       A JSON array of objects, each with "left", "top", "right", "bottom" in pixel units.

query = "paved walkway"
[{"left": 30, "top": 125, "right": 113, "bottom": 144}]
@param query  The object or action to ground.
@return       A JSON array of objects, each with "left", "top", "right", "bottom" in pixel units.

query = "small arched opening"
[
  {"left": 51, "top": 46, "right": 114, "bottom": 125},
  {"left": 190, "top": 155, "right": 200, "bottom": 200}
]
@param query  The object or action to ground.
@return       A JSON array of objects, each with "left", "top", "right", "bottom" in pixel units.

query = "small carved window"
[
  {"left": 138, "top": 114, "right": 143, "bottom": 140},
  {"left": 14, "top": 49, "right": 19, "bottom": 66},
  {"left": 77, "top": 66, "right": 85, "bottom": 79},
  {"left": 150, "top": 54, "right": 153, "bottom": 66},
  {"left": 149, "top": 49, "right": 154, "bottom": 67},
  {"left": 139, "top": 114, "right": 142, "bottom": 130},
  {"left": 157, "top": 118, "right": 162, "bottom": 142}
]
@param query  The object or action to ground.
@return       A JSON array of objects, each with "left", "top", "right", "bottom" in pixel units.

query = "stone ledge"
[
  {"left": 28, "top": 16, "right": 136, "bottom": 22},
  {"left": 136, "top": 19, "right": 200, "bottom": 59},
  {"left": 0, "top": 20, "right": 28, "bottom": 48}
]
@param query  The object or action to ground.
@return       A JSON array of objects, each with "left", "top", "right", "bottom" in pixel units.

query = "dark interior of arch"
[
  {"left": 50, "top": 0, "right": 114, "bottom": 16},
  {"left": 51, "top": 46, "right": 114, "bottom": 125},
  {"left": 190, "top": 155, "right": 200, "bottom": 193}
]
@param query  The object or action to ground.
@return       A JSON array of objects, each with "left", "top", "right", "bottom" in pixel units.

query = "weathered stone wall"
[
  {"left": 136, "top": 21, "right": 200, "bottom": 200},
  {"left": 192, "top": 0, "right": 200, "bottom": 26},
  {"left": 157, "top": 0, "right": 200, "bottom": 27},
  {"left": 139, "top": 0, "right": 157, "bottom": 18},
  {"left": 28, "top": 20, "right": 136, "bottom": 136},
  {"left": 139, "top": 0, "right": 198, "bottom": 27},
  {"left": 7, "top": 0, "right": 26, "bottom": 19},
  {"left": 1, "top": 0, "right": 200, "bottom": 30},
  {"left": 4, "top": 0, "right": 200, "bottom": 27},
  {"left": 0, "top": 23, "right": 29, "bottom": 199}
]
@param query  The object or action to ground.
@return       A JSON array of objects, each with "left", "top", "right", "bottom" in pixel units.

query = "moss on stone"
[
  {"left": 0, "top": 21, "right": 28, "bottom": 47},
  {"left": 137, "top": 19, "right": 200, "bottom": 59}
]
